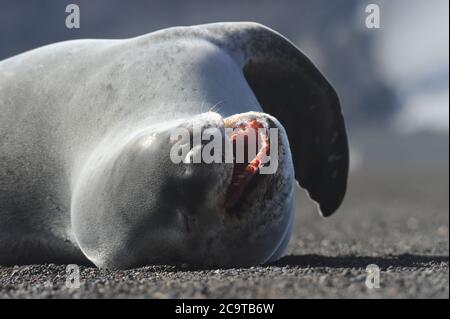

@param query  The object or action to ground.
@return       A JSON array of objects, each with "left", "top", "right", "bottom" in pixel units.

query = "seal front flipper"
[{"left": 201, "top": 22, "right": 349, "bottom": 217}]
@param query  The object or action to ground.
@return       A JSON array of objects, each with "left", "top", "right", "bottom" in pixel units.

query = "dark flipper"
[{"left": 204, "top": 22, "right": 349, "bottom": 216}]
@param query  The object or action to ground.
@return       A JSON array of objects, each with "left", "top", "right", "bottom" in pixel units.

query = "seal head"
[{"left": 71, "top": 111, "right": 295, "bottom": 268}]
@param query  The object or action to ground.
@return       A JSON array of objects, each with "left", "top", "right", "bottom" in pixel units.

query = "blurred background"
[
  {"left": 0, "top": 0, "right": 448, "bottom": 241},
  {"left": 0, "top": 0, "right": 448, "bottom": 297},
  {"left": 0, "top": 0, "right": 448, "bottom": 170}
]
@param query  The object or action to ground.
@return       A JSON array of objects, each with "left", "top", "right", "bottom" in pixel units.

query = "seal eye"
[{"left": 225, "top": 119, "right": 270, "bottom": 209}]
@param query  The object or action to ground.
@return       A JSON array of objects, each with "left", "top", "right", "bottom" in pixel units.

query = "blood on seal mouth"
[{"left": 224, "top": 118, "right": 270, "bottom": 209}]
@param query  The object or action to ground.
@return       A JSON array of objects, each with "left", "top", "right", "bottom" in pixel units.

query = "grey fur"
[{"left": 0, "top": 22, "right": 348, "bottom": 269}]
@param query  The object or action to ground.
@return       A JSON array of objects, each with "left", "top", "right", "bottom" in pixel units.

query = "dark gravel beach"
[{"left": 0, "top": 133, "right": 448, "bottom": 299}]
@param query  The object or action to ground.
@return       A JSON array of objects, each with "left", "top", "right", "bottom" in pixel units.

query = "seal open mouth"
[{"left": 224, "top": 118, "right": 270, "bottom": 209}]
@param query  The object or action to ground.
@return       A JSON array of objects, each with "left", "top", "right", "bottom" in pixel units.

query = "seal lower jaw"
[{"left": 223, "top": 116, "right": 271, "bottom": 210}]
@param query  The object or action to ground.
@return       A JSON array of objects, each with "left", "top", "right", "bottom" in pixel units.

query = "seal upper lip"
[{"left": 224, "top": 118, "right": 270, "bottom": 209}]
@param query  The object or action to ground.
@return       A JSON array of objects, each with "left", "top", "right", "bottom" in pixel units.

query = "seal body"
[{"left": 0, "top": 23, "right": 348, "bottom": 268}]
